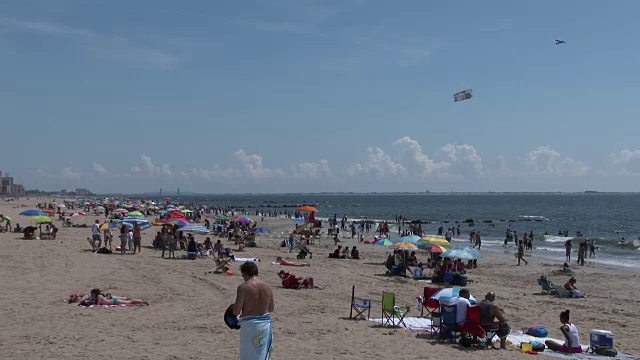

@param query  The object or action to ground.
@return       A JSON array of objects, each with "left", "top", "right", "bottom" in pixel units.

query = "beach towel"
[
  {"left": 79, "top": 304, "right": 143, "bottom": 309},
  {"left": 240, "top": 314, "right": 273, "bottom": 360},
  {"left": 369, "top": 317, "right": 433, "bottom": 331},
  {"left": 234, "top": 258, "right": 260, "bottom": 263}
]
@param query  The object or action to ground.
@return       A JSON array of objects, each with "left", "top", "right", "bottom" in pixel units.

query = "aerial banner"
[{"left": 454, "top": 89, "right": 473, "bottom": 102}]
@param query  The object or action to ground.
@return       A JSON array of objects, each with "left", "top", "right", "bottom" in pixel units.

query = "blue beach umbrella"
[
  {"left": 461, "top": 246, "right": 482, "bottom": 259},
  {"left": 431, "top": 288, "right": 476, "bottom": 304},
  {"left": 440, "top": 248, "right": 479, "bottom": 260},
  {"left": 118, "top": 218, "right": 152, "bottom": 231},
  {"left": 178, "top": 225, "right": 210, "bottom": 235},
  {"left": 19, "top": 210, "right": 48, "bottom": 217},
  {"left": 394, "top": 235, "right": 421, "bottom": 244}
]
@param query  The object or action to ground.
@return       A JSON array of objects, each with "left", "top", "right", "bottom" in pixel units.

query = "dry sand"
[{"left": 0, "top": 198, "right": 639, "bottom": 360}]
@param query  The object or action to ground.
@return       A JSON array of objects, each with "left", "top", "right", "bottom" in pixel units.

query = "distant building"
[
  {"left": 11, "top": 184, "right": 25, "bottom": 196},
  {"left": 75, "top": 188, "right": 89, "bottom": 196},
  {"left": 1, "top": 176, "right": 14, "bottom": 194}
]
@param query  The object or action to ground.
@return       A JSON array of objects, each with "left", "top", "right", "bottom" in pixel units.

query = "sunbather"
[
  {"left": 69, "top": 289, "right": 148, "bottom": 306},
  {"left": 275, "top": 257, "right": 310, "bottom": 267},
  {"left": 277, "top": 270, "right": 320, "bottom": 289}
]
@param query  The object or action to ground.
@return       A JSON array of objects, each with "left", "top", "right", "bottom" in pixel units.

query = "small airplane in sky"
[{"left": 555, "top": 39, "right": 566, "bottom": 45}]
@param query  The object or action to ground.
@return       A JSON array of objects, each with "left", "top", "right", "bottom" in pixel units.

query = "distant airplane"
[{"left": 555, "top": 39, "right": 566, "bottom": 45}]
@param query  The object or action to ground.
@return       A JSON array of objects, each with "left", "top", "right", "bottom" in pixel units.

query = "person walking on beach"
[
  {"left": 517, "top": 240, "right": 528, "bottom": 265},
  {"left": 473, "top": 231, "right": 481, "bottom": 249},
  {"left": 233, "top": 262, "right": 274, "bottom": 360}
]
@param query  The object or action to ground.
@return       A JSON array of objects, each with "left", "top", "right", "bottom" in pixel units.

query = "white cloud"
[
  {"left": 348, "top": 147, "right": 407, "bottom": 178},
  {"left": 441, "top": 143, "right": 483, "bottom": 176},
  {"left": 61, "top": 167, "right": 81, "bottom": 179},
  {"left": 392, "top": 136, "right": 449, "bottom": 176},
  {"left": 609, "top": 149, "right": 640, "bottom": 174},
  {"left": 525, "top": 146, "right": 589, "bottom": 176},
  {"left": 133, "top": 155, "right": 172, "bottom": 176},
  {"left": 233, "top": 149, "right": 285, "bottom": 179},
  {"left": 293, "top": 159, "right": 331, "bottom": 179},
  {"left": 92, "top": 161, "right": 107, "bottom": 175},
  {"left": 182, "top": 166, "right": 239, "bottom": 180}
]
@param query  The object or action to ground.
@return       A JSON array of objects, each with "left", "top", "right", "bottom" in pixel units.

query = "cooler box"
[{"left": 590, "top": 329, "right": 614, "bottom": 348}]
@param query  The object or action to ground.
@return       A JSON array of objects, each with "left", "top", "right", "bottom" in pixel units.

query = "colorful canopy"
[
  {"left": 297, "top": 205, "right": 318, "bottom": 213},
  {"left": 20, "top": 210, "right": 48, "bottom": 217},
  {"left": 31, "top": 216, "right": 51, "bottom": 223},
  {"left": 390, "top": 241, "right": 418, "bottom": 250},
  {"left": 127, "top": 211, "right": 144, "bottom": 217},
  {"left": 374, "top": 239, "right": 394, "bottom": 246},
  {"left": 420, "top": 236, "right": 451, "bottom": 246}
]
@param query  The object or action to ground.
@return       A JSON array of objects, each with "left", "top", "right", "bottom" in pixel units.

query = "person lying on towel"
[
  {"left": 275, "top": 257, "right": 310, "bottom": 267},
  {"left": 277, "top": 271, "right": 319, "bottom": 289},
  {"left": 69, "top": 289, "right": 149, "bottom": 306}
]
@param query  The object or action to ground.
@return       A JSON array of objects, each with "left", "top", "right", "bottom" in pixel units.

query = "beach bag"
[
  {"left": 529, "top": 341, "right": 545, "bottom": 352},
  {"left": 525, "top": 326, "right": 548, "bottom": 338},
  {"left": 591, "top": 345, "right": 617, "bottom": 357}
]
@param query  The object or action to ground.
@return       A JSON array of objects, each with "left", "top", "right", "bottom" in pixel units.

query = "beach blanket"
[
  {"left": 234, "top": 258, "right": 260, "bottom": 263},
  {"left": 79, "top": 304, "right": 144, "bottom": 309},
  {"left": 507, "top": 330, "right": 639, "bottom": 360},
  {"left": 369, "top": 317, "right": 433, "bottom": 331},
  {"left": 240, "top": 314, "right": 273, "bottom": 360}
]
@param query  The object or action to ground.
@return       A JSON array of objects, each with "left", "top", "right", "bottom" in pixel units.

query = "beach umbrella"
[
  {"left": 118, "top": 218, "right": 152, "bottom": 230},
  {"left": 297, "top": 205, "right": 319, "bottom": 213},
  {"left": 56, "top": 204, "right": 66, "bottom": 208},
  {"left": 164, "top": 217, "right": 190, "bottom": 226},
  {"left": 30, "top": 216, "right": 51, "bottom": 223},
  {"left": 390, "top": 241, "right": 418, "bottom": 250},
  {"left": 427, "top": 244, "right": 448, "bottom": 254},
  {"left": 251, "top": 228, "right": 271, "bottom": 234},
  {"left": 164, "top": 197, "right": 171, "bottom": 201},
  {"left": 170, "top": 209, "right": 186, "bottom": 218},
  {"left": 431, "top": 288, "right": 476, "bottom": 304},
  {"left": 114, "top": 208, "right": 129, "bottom": 214},
  {"left": 178, "top": 225, "right": 210, "bottom": 234},
  {"left": 421, "top": 236, "right": 450, "bottom": 246},
  {"left": 374, "top": 239, "right": 394, "bottom": 246},
  {"left": 395, "top": 235, "right": 421, "bottom": 244},
  {"left": 215, "top": 214, "right": 231, "bottom": 221},
  {"left": 461, "top": 246, "right": 482, "bottom": 259},
  {"left": 69, "top": 212, "right": 85, "bottom": 217},
  {"left": 20, "top": 210, "right": 48, "bottom": 217},
  {"left": 99, "top": 222, "right": 120, "bottom": 231},
  {"left": 440, "top": 248, "right": 479, "bottom": 260},
  {"left": 181, "top": 209, "right": 193, "bottom": 213},
  {"left": 127, "top": 211, "right": 144, "bottom": 217},
  {"left": 233, "top": 216, "right": 252, "bottom": 224}
]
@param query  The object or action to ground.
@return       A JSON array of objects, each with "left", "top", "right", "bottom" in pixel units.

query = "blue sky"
[{"left": 2, "top": 0, "right": 640, "bottom": 193}]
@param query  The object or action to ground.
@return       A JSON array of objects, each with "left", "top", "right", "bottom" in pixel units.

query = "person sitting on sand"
[
  {"left": 563, "top": 263, "right": 573, "bottom": 274},
  {"left": 564, "top": 277, "right": 583, "bottom": 298},
  {"left": 213, "top": 239, "right": 224, "bottom": 257},
  {"left": 351, "top": 246, "right": 360, "bottom": 260},
  {"left": 275, "top": 257, "right": 310, "bottom": 267},
  {"left": 277, "top": 270, "right": 319, "bottom": 289},
  {"left": 70, "top": 289, "right": 148, "bottom": 306},
  {"left": 545, "top": 309, "right": 582, "bottom": 353},
  {"left": 328, "top": 246, "right": 341, "bottom": 258},
  {"left": 478, "top": 292, "right": 510, "bottom": 350},
  {"left": 342, "top": 246, "right": 351, "bottom": 259}
]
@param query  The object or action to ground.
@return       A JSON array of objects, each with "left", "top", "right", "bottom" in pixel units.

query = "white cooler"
[{"left": 590, "top": 329, "right": 614, "bottom": 348}]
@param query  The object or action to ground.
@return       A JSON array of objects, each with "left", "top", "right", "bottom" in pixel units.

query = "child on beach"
[
  {"left": 545, "top": 310, "right": 582, "bottom": 353},
  {"left": 517, "top": 240, "right": 528, "bottom": 265}
]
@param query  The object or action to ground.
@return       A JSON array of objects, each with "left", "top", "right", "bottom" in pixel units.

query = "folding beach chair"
[
  {"left": 537, "top": 275, "right": 558, "bottom": 295},
  {"left": 439, "top": 303, "right": 461, "bottom": 343},
  {"left": 207, "top": 257, "right": 232, "bottom": 274},
  {"left": 420, "top": 287, "right": 442, "bottom": 336},
  {"left": 460, "top": 305, "right": 499, "bottom": 348},
  {"left": 349, "top": 285, "right": 371, "bottom": 320},
  {"left": 381, "top": 291, "right": 410, "bottom": 327}
]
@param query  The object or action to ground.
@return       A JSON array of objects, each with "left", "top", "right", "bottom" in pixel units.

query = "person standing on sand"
[
  {"left": 91, "top": 219, "right": 101, "bottom": 251},
  {"left": 517, "top": 240, "right": 528, "bottom": 265},
  {"left": 564, "top": 240, "right": 572, "bottom": 262},
  {"left": 233, "top": 262, "right": 274, "bottom": 360},
  {"left": 132, "top": 222, "right": 142, "bottom": 254}
]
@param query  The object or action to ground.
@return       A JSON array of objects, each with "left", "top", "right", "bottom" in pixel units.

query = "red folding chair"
[
  {"left": 421, "top": 286, "right": 441, "bottom": 336},
  {"left": 460, "top": 305, "right": 500, "bottom": 348}
]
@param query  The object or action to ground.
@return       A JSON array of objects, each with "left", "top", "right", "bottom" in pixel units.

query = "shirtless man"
[
  {"left": 233, "top": 262, "right": 274, "bottom": 360},
  {"left": 478, "top": 292, "right": 511, "bottom": 349}
]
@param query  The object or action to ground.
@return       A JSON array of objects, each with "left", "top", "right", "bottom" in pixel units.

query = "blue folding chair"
[{"left": 439, "top": 303, "right": 461, "bottom": 343}]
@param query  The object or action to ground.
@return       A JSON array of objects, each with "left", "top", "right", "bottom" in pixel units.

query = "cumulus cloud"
[
  {"left": 525, "top": 146, "right": 589, "bottom": 176},
  {"left": 609, "top": 149, "right": 640, "bottom": 174},
  {"left": 293, "top": 160, "right": 331, "bottom": 179},
  {"left": 233, "top": 149, "right": 285, "bottom": 179},
  {"left": 441, "top": 143, "right": 483, "bottom": 176},
  {"left": 348, "top": 147, "right": 407, "bottom": 178},
  {"left": 61, "top": 167, "right": 81, "bottom": 179},
  {"left": 92, "top": 162, "right": 107, "bottom": 175},
  {"left": 181, "top": 165, "right": 239, "bottom": 180},
  {"left": 392, "top": 137, "right": 449, "bottom": 176},
  {"left": 132, "top": 155, "right": 172, "bottom": 176}
]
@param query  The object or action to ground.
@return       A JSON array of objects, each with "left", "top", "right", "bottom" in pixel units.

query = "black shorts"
[{"left": 496, "top": 323, "right": 510, "bottom": 338}]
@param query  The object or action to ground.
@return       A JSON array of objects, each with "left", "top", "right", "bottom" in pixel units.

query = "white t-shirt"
[
  {"left": 564, "top": 323, "right": 581, "bottom": 348},
  {"left": 450, "top": 297, "right": 471, "bottom": 324},
  {"left": 91, "top": 223, "right": 100, "bottom": 235}
]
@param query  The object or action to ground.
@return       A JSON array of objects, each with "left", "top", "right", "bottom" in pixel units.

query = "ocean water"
[{"left": 150, "top": 193, "right": 640, "bottom": 268}]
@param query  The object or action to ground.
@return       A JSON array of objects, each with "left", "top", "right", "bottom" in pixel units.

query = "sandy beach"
[{"left": 0, "top": 198, "right": 638, "bottom": 360}]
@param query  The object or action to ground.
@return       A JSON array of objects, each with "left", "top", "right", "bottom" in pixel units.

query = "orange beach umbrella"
[{"left": 297, "top": 205, "right": 318, "bottom": 213}]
